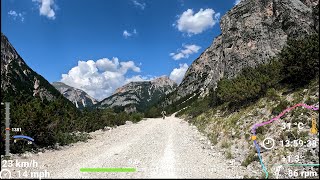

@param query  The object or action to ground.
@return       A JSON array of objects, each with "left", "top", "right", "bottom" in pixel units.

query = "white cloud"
[
  {"left": 170, "top": 44, "right": 201, "bottom": 60},
  {"left": 124, "top": 75, "right": 155, "bottom": 84},
  {"left": 8, "top": 10, "right": 25, "bottom": 22},
  {"left": 123, "top": 29, "right": 138, "bottom": 38},
  {"left": 32, "top": 0, "right": 56, "bottom": 20},
  {"left": 96, "top": 58, "right": 119, "bottom": 72},
  {"left": 123, "top": 30, "right": 132, "bottom": 38},
  {"left": 215, "top": 12, "right": 221, "bottom": 20},
  {"left": 132, "top": 0, "right": 146, "bottom": 10},
  {"left": 8, "top": 10, "right": 17, "bottom": 16},
  {"left": 169, "top": 63, "right": 189, "bottom": 84},
  {"left": 61, "top": 58, "right": 143, "bottom": 101},
  {"left": 234, "top": 0, "right": 242, "bottom": 5},
  {"left": 120, "top": 61, "right": 141, "bottom": 73},
  {"left": 175, "top": 8, "right": 220, "bottom": 36}
]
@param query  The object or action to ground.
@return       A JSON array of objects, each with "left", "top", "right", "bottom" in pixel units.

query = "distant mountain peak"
[
  {"left": 52, "top": 82, "right": 98, "bottom": 108},
  {"left": 114, "top": 76, "right": 176, "bottom": 95},
  {"left": 98, "top": 77, "right": 177, "bottom": 112},
  {"left": 151, "top": 76, "right": 175, "bottom": 85}
]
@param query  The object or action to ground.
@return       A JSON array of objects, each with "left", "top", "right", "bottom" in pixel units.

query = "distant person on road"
[{"left": 161, "top": 110, "right": 166, "bottom": 119}]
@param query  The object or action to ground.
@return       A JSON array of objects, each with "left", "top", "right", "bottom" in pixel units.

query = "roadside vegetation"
[
  {"left": 0, "top": 95, "right": 144, "bottom": 154},
  {"left": 175, "top": 34, "right": 319, "bottom": 172},
  {"left": 177, "top": 34, "right": 319, "bottom": 117}
]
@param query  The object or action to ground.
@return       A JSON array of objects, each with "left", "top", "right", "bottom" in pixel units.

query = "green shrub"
[
  {"left": 228, "top": 113, "right": 241, "bottom": 127},
  {"left": 255, "top": 125, "right": 267, "bottom": 135},
  {"left": 280, "top": 34, "right": 319, "bottom": 87},
  {"left": 272, "top": 100, "right": 290, "bottom": 115},
  {"left": 208, "top": 133, "right": 218, "bottom": 145},
  {"left": 216, "top": 59, "right": 282, "bottom": 110},
  {"left": 177, "top": 96, "right": 211, "bottom": 118},
  {"left": 220, "top": 140, "right": 230, "bottom": 149},
  {"left": 305, "top": 97, "right": 318, "bottom": 105},
  {"left": 266, "top": 88, "right": 280, "bottom": 101},
  {"left": 226, "top": 150, "right": 233, "bottom": 159},
  {"left": 241, "top": 152, "right": 259, "bottom": 167},
  {"left": 145, "top": 106, "right": 161, "bottom": 118},
  {"left": 245, "top": 133, "right": 250, "bottom": 140},
  {"left": 280, "top": 131, "right": 297, "bottom": 141},
  {"left": 55, "top": 132, "right": 89, "bottom": 146},
  {"left": 130, "top": 112, "right": 144, "bottom": 123},
  {"left": 211, "top": 34, "right": 319, "bottom": 112}
]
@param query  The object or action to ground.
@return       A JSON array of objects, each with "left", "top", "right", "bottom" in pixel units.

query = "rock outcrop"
[
  {"left": 175, "top": 0, "right": 319, "bottom": 101},
  {"left": 1, "top": 33, "right": 63, "bottom": 101},
  {"left": 52, "top": 82, "right": 98, "bottom": 108}
]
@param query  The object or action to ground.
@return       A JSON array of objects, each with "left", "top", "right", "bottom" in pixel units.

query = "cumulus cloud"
[
  {"left": 120, "top": 61, "right": 141, "bottom": 73},
  {"left": 170, "top": 44, "right": 201, "bottom": 60},
  {"left": 169, "top": 63, "right": 189, "bottom": 84},
  {"left": 174, "top": 8, "right": 220, "bottom": 36},
  {"left": 32, "top": 0, "right": 56, "bottom": 19},
  {"left": 8, "top": 10, "right": 25, "bottom": 22},
  {"left": 132, "top": 0, "right": 146, "bottom": 10},
  {"left": 61, "top": 58, "right": 143, "bottom": 101},
  {"left": 124, "top": 75, "right": 155, "bottom": 84},
  {"left": 234, "top": 0, "right": 242, "bottom": 5},
  {"left": 123, "top": 29, "right": 138, "bottom": 38}
]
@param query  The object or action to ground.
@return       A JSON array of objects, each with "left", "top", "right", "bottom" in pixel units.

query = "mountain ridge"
[
  {"left": 1, "top": 33, "right": 67, "bottom": 102},
  {"left": 173, "top": 0, "right": 318, "bottom": 104},
  {"left": 98, "top": 76, "right": 177, "bottom": 112},
  {"left": 52, "top": 82, "right": 98, "bottom": 108}
]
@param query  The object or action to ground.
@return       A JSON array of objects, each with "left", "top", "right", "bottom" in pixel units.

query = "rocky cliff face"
[
  {"left": 52, "top": 82, "right": 98, "bottom": 108},
  {"left": 176, "top": 0, "right": 318, "bottom": 101},
  {"left": 1, "top": 33, "right": 63, "bottom": 101},
  {"left": 98, "top": 76, "right": 177, "bottom": 112}
]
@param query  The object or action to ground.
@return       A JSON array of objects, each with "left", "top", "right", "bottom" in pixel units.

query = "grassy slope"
[{"left": 178, "top": 78, "right": 319, "bottom": 178}]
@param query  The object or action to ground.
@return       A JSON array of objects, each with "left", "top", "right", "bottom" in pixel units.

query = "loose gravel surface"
[{"left": 2, "top": 114, "right": 248, "bottom": 179}]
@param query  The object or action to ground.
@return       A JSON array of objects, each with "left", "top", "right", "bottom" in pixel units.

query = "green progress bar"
[
  {"left": 80, "top": 168, "right": 136, "bottom": 172},
  {"left": 273, "top": 164, "right": 320, "bottom": 167}
]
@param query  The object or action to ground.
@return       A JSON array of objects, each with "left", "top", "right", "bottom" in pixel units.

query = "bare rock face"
[
  {"left": 300, "top": 0, "right": 319, "bottom": 7},
  {"left": 52, "top": 82, "right": 98, "bottom": 108},
  {"left": 98, "top": 76, "right": 177, "bottom": 112},
  {"left": 1, "top": 33, "right": 59, "bottom": 101},
  {"left": 176, "top": 0, "right": 319, "bottom": 101}
]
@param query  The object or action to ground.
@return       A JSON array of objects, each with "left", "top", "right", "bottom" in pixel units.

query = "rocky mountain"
[
  {"left": 173, "top": 0, "right": 319, "bottom": 103},
  {"left": 52, "top": 82, "right": 98, "bottom": 108},
  {"left": 1, "top": 33, "right": 64, "bottom": 102},
  {"left": 98, "top": 76, "right": 177, "bottom": 112}
]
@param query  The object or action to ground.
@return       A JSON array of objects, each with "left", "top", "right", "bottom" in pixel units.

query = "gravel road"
[{"left": 2, "top": 114, "right": 247, "bottom": 179}]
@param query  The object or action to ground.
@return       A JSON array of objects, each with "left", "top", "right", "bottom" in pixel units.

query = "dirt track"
[{"left": 1, "top": 114, "right": 247, "bottom": 178}]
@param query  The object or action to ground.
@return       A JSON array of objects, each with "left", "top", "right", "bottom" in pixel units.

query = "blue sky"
[{"left": 1, "top": 0, "right": 239, "bottom": 100}]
